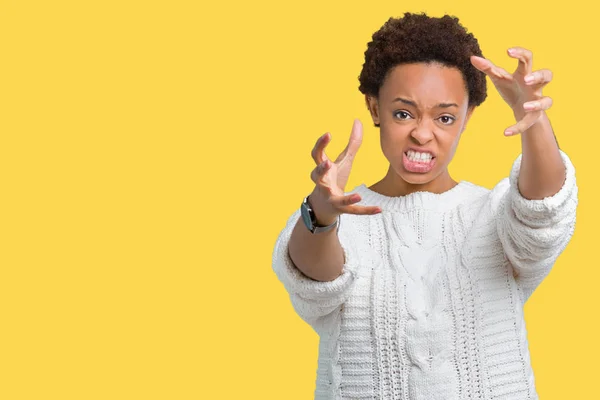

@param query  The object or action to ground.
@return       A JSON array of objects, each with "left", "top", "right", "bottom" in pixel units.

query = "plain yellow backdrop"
[{"left": 0, "top": 0, "right": 597, "bottom": 399}]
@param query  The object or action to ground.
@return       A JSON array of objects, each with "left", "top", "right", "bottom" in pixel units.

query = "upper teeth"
[{"left": 407, "top": 150, "right": 433, "bottom": 161}]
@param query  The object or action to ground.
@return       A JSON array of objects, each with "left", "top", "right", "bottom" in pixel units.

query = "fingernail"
[
  {"left": 508, "top": 48, "right": 515, "bottom": 54},
  {"left": 504, "top": 130, "right": 513, "bottom": 135},
  {"left": 525, "top": 75, "right": 534, "bottom": 83}
]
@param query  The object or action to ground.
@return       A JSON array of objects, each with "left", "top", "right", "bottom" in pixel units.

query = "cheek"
[
  {"left": 379, "top": 130, "right": 407, "bottom": 158},
  {"left": 380, "top": 124, "right": 409, "bottom": 144}
]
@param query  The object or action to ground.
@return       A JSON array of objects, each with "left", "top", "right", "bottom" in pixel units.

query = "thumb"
[{"left": 340, "top": 119, "right": 363, "bottom": 162}]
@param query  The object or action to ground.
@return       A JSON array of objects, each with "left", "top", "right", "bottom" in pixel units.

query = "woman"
[{"left": 272, "top": 12, "right": 577, "bottom": 400}]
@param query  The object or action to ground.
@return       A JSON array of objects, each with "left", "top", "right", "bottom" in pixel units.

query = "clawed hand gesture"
[
  {"left": 308, "top": 119, "right": 381, "bottom": 225},
  {"left": 470, "top": 46, "right": 553, "bottom": 136}
]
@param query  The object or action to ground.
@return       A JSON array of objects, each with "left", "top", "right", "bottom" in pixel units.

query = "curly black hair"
[{"left": 358, "top": 12, "right": 488, "bottom": 127}]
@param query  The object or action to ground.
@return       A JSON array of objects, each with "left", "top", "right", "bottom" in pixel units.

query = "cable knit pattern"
[
  {"left": 493, "top": 150, "right": 578, "bottom": 302},
  {"left": 272, "top": 150, "right": 578, "bottom": 399}
]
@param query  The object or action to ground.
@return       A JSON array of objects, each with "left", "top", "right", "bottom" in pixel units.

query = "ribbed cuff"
[
  {"left": 272, "top": 210, "right": 358, "bottom": 300},
  {"left": 508, "top": 149, "right": 577, "bottom": 221}
]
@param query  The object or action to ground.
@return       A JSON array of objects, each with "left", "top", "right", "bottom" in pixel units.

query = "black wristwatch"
[{"left": 300, "top": 195, "right": 340, "bottom": 234}]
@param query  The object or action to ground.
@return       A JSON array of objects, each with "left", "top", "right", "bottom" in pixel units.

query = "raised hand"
[
  {"left": 308, "top": 119, "right": 382, "bottom": 225},
  {"left": 470, "top": 47, "right": 553, "bottom": 136}
]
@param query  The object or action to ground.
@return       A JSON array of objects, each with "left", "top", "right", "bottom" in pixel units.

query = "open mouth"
[
  {"left": 402, "top": 151, "right": 437, "bottom": 173},
  {"left": 404, "top": 150, "right": 435, "bottom": 163}
]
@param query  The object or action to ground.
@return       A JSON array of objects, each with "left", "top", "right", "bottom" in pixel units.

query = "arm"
[
  {"left": 471, "top": 47, "right": 579, "bottom": 301},
  {"left": 288, "top": 207, "right": 344, "bottom": 282},
  {"left": 491, "top": 149, "right": 578, "bottom": 302},
  {"left": 272, "top": 119, "right": 379, "bottom": 329},
  {"left": 514, "top": 109, "right": 565, "bottom": 200},
  {"left": 502, "top": 62, "right": 577, "bottom": 300},
  {"left": 272, "top": 209, "right": 360, "bottom": 329}
]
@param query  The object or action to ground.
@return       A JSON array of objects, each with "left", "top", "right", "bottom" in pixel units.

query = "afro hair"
[{"left": 358, "top": 12, "right": 488, "bottom": 127}]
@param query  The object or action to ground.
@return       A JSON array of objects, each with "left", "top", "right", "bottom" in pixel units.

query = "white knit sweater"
[{"left": 272, "top": 150, "right": 578, "bottom": 400}]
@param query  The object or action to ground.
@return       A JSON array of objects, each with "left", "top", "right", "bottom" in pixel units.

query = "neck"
[{"left": 370, "top": 167, "right": 458, "bottom": 196}]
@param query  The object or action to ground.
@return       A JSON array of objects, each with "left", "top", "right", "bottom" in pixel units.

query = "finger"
[
  {"left": 336, "top": 119, "right": 363, "bottom": 166},
  {"left": 311, "top": 132, "right": 332, "bottom": 165},
  {"left": 331, "top": 194, "right": 381, "bottom": 215},
  {"left": 330, "top": 192, "right": 362, "bottom": 208},
  {"left": 328, "top": 193, "right": 382, "bottom": 215},
  {"left": 523, "top": 96, "right": 553, "bottom": 112},
  {"left": 507, "top": 47, "right": 533, "bottom": 76},
  {"left": 341, "top": 204, "right": 383, "bottom": 216},
  {"left": 504, "top": 111, "right": 542, "bottom": 136},
  {"left": 524, "top": 69, "right": 553, "bottom": 91},
  {"left": 310, "top": 159, "right": 332, "bottom": 184},
  {"left": 470, "top": 55, "right": 513, "bottom": 81}
]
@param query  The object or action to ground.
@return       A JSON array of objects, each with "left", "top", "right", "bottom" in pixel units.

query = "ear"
[{"left": 365, "top": 95, "right": 380, "bottom": 126}]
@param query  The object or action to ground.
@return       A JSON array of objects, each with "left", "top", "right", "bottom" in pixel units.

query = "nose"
[{"left": 410, "top": 119, "right": 434, "bottom": 145}]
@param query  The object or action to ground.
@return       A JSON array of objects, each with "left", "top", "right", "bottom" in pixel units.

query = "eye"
[
  {"left": 393, "top": 110, "right": 411, "bottom": 120},
  {"left": 439, "top": 115, "right": 456, "bottom": 125}
]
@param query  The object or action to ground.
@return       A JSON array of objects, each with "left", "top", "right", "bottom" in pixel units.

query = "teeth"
[{"left": 407, "top": 150, "right": 433, "bottom": 162}]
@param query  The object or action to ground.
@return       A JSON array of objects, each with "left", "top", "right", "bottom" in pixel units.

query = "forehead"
[{"left": 380, "top": 62, "right": 467, "bottom": 104}]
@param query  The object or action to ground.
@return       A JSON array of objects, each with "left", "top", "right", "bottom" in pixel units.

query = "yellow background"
[{"left": 0, "top": 0, "right": 597, "bottom": 398}]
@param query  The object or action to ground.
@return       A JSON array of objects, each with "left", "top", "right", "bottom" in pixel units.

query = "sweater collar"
[{"left": 349, "top": 181, "right": 476, "bottom": 212}]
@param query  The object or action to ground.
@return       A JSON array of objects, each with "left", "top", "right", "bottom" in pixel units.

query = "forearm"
[
  {"left": 493, "top": 135, "right": 577, "bottom": 300},
  {"left": 288, "top": 216, "right": 345, "bottom": 282},
  {"left": 514, "top": 110, "right": 566, "bottom": 200}
]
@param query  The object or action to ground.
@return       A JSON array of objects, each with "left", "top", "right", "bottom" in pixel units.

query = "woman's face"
[{"left": 367, "top": 62, "right": 475, "bottom": 190}]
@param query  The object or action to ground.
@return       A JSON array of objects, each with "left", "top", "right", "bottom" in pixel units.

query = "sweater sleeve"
[
  {"left": 271, "top": 208, "right": 360, "bottom": 329},
  {"left": 490, "top": 149, "right": 578, "bottom": 302}
]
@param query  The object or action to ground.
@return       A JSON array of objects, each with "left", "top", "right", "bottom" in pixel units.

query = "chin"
[
  {"left": 400, "top": 174, "right": 435, "bottom": 186},
  {"left": 396, "top": 164, "right": 445, "bottom": 186}
]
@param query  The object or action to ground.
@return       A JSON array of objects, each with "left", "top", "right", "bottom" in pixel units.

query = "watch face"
[{"left": 300, "top": 202, "right": 313, "bottom": 230}]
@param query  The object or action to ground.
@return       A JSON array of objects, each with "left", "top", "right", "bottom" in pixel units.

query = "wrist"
[
  {"left": 307, "top": 194, "right": 339, "bottom": 226},
  {"left": 314, "top": 213, "right": 338, "bottom": 227}
]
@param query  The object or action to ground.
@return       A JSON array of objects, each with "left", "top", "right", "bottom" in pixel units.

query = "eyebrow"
[{"left": 392, "top": 97, "right": 459, "bottom": 109}]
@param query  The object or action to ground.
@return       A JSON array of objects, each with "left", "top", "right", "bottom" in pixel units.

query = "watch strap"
[
  {"left": 312, "top": 215, "right": 340, "bottom": 234},
  {"left": 301, "top": 195, "right": 341, "bottom": 234}
]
